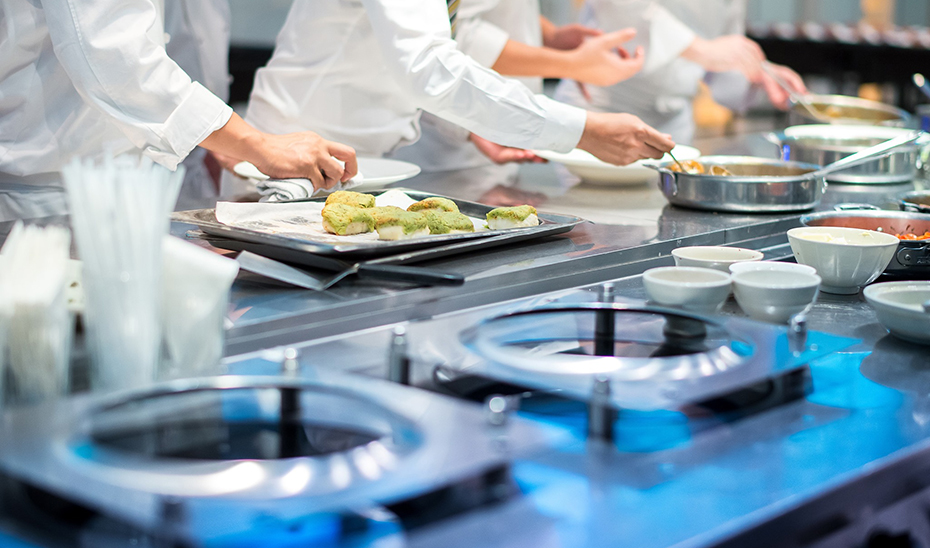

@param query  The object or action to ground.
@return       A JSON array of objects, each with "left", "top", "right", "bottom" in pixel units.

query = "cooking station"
[{"left": 2, "top": 130, "right": 930, "bottom": 548}]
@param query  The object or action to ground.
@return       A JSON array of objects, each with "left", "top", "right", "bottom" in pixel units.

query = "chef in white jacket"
[
  {"left": 390, "top": 0, "right": 646, "bottom": 182},
  {"left": 0, "top": 0, "right": 357, "bottom": 222},
  {"left": 244, "top": 0, "right": 675, "bottom": 181},
  {"left": 164, "top": 0, "right": 233, "bottom": 210},
  {"left": 554, "top": 0, "right": 806, "bottom": 143}
]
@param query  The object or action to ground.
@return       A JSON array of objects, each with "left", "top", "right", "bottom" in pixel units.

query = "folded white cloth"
[{"left": 257, "top": 175, "right": 363, "bottom": 202}]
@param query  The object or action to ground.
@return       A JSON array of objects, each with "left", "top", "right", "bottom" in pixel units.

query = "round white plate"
[
  {"left": 233, "top": 157, "right": 421, "bottom": 191},
  {"left": 534, "top": 145, "right": 701, "bottom": 186}
]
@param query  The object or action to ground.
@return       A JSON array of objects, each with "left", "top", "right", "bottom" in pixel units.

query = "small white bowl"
[
  {"left": 642, "top": 266, "right": 732, "bottom": 314},
  {"left": 672, "top": 246, "right": 764, "bottom": 272},
  {"left": 732, "top": 269, "right": 821, "bottom": 323},
  {"left": 729, "top": 261, "right": 818, "bottom": 276},
  {"left": 863, "top": 282, "right": 930, "bottom": 345},
  {"left": 787, "top": 226, "right": 899, "bottom": 294}
]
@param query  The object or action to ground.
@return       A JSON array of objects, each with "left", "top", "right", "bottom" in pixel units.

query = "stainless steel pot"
[
  {"left": 801, "top": 206, "right": 930, "bottom": 272},
  {"left": 788, "top": 94, "right": 911, "bottom": 127},
  {"left": 653, "top": 156, "right": 825, "bottom": 213},
  {"left": 767, "top": 125, "right": 919, "bottom": 184},
  {"left": 900, "top": 190, "right": 930, "bottom": 214}
]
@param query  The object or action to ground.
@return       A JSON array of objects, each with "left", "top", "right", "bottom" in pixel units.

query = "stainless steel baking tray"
[
  {"left": 172, "top": 189, "right": 585, "bottom": 260},
  {"left": 651, "top": 156, "right": 826, "bottom": 213}
]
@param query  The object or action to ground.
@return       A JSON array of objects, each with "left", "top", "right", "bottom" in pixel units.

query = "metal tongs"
[{"left": 761, "top": 61, "right": 831, "bottom": 124}]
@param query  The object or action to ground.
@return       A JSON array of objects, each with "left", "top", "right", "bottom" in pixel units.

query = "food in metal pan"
[
  {"left": 897, "top": 231, "right": 930, "bottom": 241},
  {"left": 374, "top": 209, "right": 430, "bottom": 240},
  {"left": 486, "top": 205, "right": 539, "bottom": 229},
  {"left": 407, "top": 197, "right": 459, "bottom": 213},
  {"left": 321, "top": 203, "right": 375, "bottom": 235},
  {"left": 668, "top": 160, "right": 732, "bottom": 176},
  {"left": 424, "top": 210, "right": 475, "bottom": 234},
  {"left": 324, "top": 190, "right": 376, "bottom": 209}
]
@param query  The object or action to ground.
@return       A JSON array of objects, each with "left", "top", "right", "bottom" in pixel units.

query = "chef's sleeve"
[
  {"left": 361, "top": 0, "right": 586, "bottom": 153},
  {"left": 39, "top": 0, "right": 233, "bottom": 170},
  {"left": 453, "top": 0, "right": 510, "bottom": 68}
]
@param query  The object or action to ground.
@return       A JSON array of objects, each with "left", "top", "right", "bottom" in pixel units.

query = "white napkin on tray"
[{"left": 234, "top": 161, "right": 364, "bottom": 202}]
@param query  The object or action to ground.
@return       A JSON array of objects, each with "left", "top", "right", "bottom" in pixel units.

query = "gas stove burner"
[
  {"left": 0, "top": 373, "right": 550, "bottom": 545},
  {"left": 460, "top": 303, "right": 809, "bottom": 411}
]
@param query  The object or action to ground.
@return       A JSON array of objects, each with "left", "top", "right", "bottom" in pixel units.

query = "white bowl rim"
[
  {"left": 671, "top": 246, "right": 765, "bottom": 261},
  {"left": 731, "top": 269, "right": 822, "bottom": 289},
  {"left": 729, "top": 261, "right": 817, "bottom": 274},
  {"left": 864, "top": 281, "right": 930, "bottom": 306},
  {"left": 787, "top": 226, "right": 900, "bottom": 247},
  {"left": 784, "top": 124, "right": 914, "bottom": 140},
  {"left": 643, "top": 266, "right": 731, "bottom": 287}
]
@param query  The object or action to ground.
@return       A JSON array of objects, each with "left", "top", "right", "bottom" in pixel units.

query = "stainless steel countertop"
[{"left": 201, "top": 131, "right": 928, "bottom": 357}]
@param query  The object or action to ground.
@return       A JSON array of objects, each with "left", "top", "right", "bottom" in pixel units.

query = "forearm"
[
  {"left": 539, "top": 16, "right": 556, "bottom": 46},
  {"left": 197, "top": 113, "right": 264, "bottom": 163},
  {"left": 491, "top": 39, "right": 573, "bottom": 79}
]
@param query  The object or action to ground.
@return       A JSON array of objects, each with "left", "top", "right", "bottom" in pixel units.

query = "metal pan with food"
[
  {"left": 787, "top": 94, "right": 911, "bottom": 127},
  {"left": 900, "top": 190, "right": 930, "bottom": 214},
  {"left": 766, "top": 125, "right": 919, "bottom": 184},
  {"left": 650, "top": 131, "right": 925, "bottom": 213},
  {"left": 800, "top": 207, "right": 930, "bottom": 273}
]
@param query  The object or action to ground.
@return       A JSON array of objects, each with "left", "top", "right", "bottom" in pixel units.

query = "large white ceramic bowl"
[
  {"left": 787, "top": 226, "right": 899, "bottom": 294},
  {"left": 642, "top": 266, "right": 731, "bottom": 314},
  {"left": 729, "top": 261, "right": 818, "bottom": 276},
  {"left": 534, "top": 145, "right": 700, "bottom": 186},
  {"left": 731, "top": 269, "right": 821, "bottom": 323},
  {"left": 863, "top": 282, "right": 930, "bottom": 345},
  {"left": 672, "top": 246, "right": 764, "bottom": 273}
]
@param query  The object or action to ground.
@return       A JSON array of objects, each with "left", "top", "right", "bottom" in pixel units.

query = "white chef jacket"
[
  {"left": 389, "top": 0, "right": 544, "bottom": 175},
  {"left": 165, "top": 0, "right": 232, "bottom": 210},
  {"left": 245, "top": 0, "right": 586, "bottom": 160},
  {"left": 553, "top": 0, "right": 748, "bottom": 143},
  {"left": 0, "top": 0, "right": 233, "bottom": 220}
]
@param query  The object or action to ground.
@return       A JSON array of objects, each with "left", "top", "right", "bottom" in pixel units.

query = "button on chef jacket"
[
  {"left": 245, "top": 0, "right": 587, "bottom": 158},
  {"left": 390, "top": 0, "right": 544, "bottom": 174},
  {"left": 0, "top": 0, "right": 233, "bottom": 191}
]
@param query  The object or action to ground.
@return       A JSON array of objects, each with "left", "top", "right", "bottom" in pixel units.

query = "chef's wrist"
[{"left": 681, "top": 36, "right": 710, "bottom": 67}]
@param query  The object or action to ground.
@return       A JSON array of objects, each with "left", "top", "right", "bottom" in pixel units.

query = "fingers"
[
  {"left": 642, "top": 125, "right": 676, "bottom": 153},
  {"left": 778, "top": 65, "right": 808, "bottom": 93},
  {"left": 318, "top": 155, "right": 345, "bottom": 188},
  {"left": 329, "top": 142, "right": 358, "bottom": 181},
  {"left": 577, "top": 82, "right": 591, "bottom": 102},
  {"left": 305, "top": 163, "right": 324, "bottom": 190},
  {"left": 571, "top": 23, "right": 603, "bottom": 38},
  {"left": 602, "top": 27, "right": 637, "bottom": 49}
]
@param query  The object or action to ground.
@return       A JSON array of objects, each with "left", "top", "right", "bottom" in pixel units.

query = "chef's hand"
[
  {"left": 682, "top": 34, "right": 765, "bottom": 81},
  {"left": 470, "top": 133, "right": 545, "bottom": 164},
  {"left": 756, "top": 63, "right": 807, "bottom": 110},
  {"left": 199, "top": 113, "right": 358, "bottom": 190},
  {"left": 577, "top": 112, "right": 675, "bottom": 165},
  {"left": 567, "top": 28, "right": 645, "bottom": 87},
  {"left": 542, "top": 21, "right": 602, "bottom": 51}
]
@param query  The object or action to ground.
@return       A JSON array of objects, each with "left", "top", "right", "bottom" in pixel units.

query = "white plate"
[
  {"left": 534, "top": 145, "right": 701, "bottom": 186},
  {"left": 233, "top": 157, "right": 421, "bottom": 191}
]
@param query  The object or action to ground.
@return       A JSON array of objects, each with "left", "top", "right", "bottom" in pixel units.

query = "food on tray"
[
  {"left": 486, "top": 205, "right": 539, "bottom": 229},
  {"left": 668, "top": 160, "right": 732, "bottom": 176},
  {"left": 321, "top": 204, "right": 375, "bottom": 235},
  {"left": 897, "top": 231, "right": 930, "bottom": 240},
  {"left": 374, "top": 209, "right": 430, "bottom": 240},
  {"left": 408, "top": 197, "right": 459, "bottom": 213},
  {"left": 424, "top": 210, "right": 475, "bottom": 234},
  {"left": 369, "top": 205, "right": 406, "bottom": 224},
  {"left": 325, "top": 190, "right": 376, "bottom": 209}
]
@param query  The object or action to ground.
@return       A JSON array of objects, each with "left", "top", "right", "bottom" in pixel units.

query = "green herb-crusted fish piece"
[
  {"left": 424, "top": 210, "right": 475, "bottom": 234},
  {"left": 325, "top": 190, "right": 376, "bottom": 209},
  {"left": 375, "top": 210, "right": 430, "bottom": 240},
  {"left": 321, "top": 204, "right": 375, "bottom": 235},
  {"left": 369, "top": 206, "right": 406, "bottom": 224},
  {"left": 407, "top": 197, "right": 459, "bottom": 213},
  {"left": 486, "top": 205, "right": 539, "bottom": 229}
]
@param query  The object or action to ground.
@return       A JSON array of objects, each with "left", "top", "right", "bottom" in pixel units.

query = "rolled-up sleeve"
[
  {"left": 39, "top": 0, "right": 232, "bottom": 169},
  {"left": 362, "top": 0, "right": 585, "bottom": 153}
]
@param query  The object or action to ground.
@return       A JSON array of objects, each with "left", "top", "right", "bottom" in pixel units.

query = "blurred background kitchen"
[{"left": 226, "top": 0, "right": 930, "bottom": 138}]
